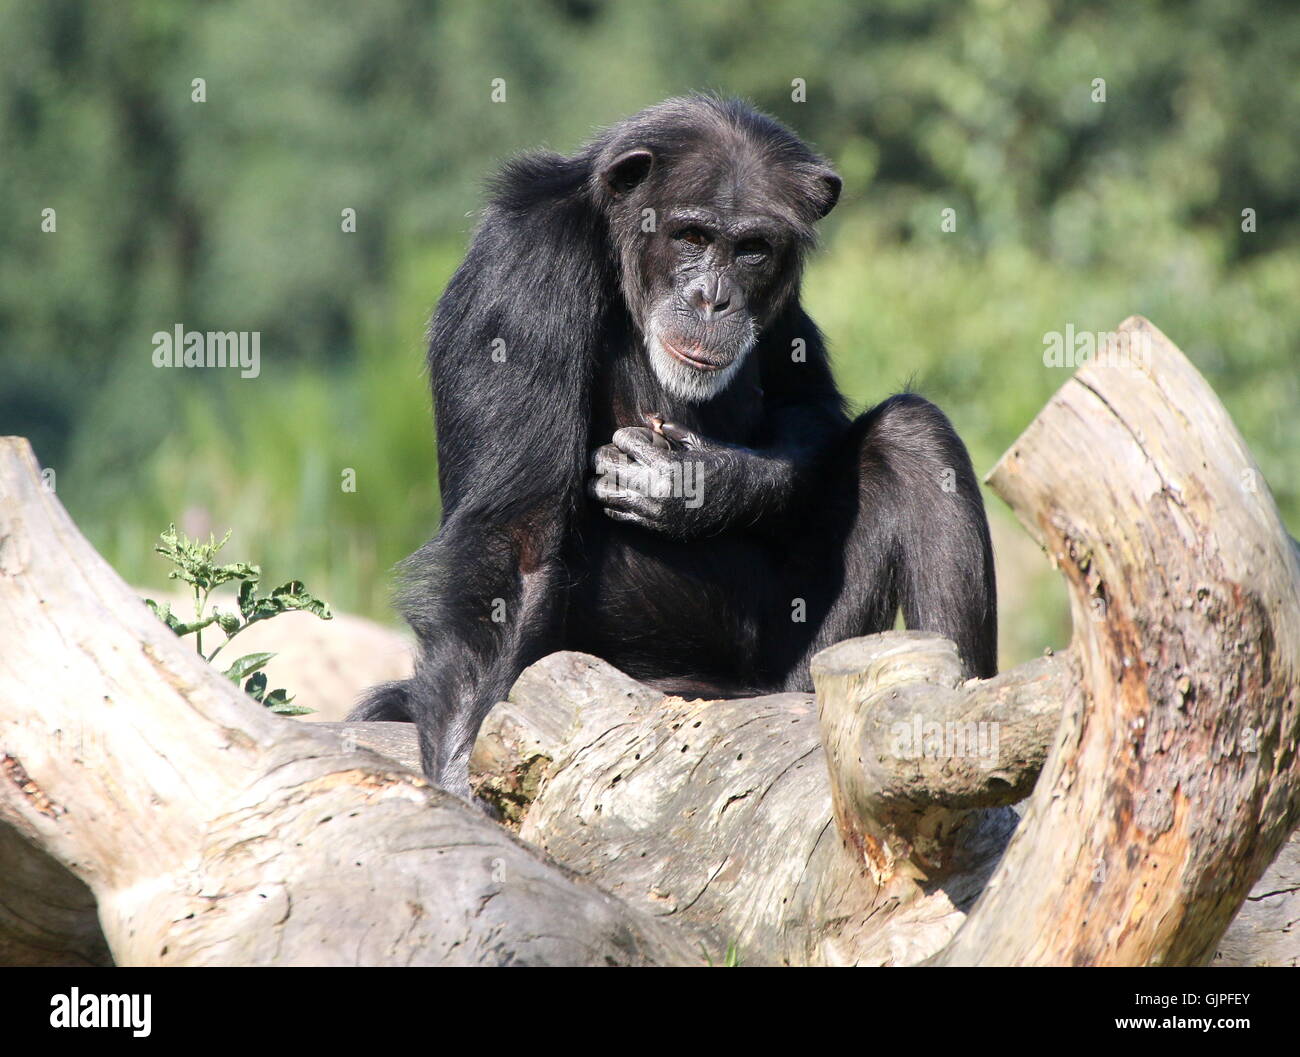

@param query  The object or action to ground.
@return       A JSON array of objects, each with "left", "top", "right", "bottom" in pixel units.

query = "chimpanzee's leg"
[
  {"left": 349, "top": 514, "right": 569, "bottom": 798},
  {"left": 773, "top": 393, "right": 997, "bottom": 687}
]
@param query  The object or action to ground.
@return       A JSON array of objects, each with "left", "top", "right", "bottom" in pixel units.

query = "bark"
[{"left": 2, "top": 315, "right": 1297, "bottom": 967}]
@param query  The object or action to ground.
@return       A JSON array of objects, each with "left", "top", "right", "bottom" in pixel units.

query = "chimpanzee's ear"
[
  {"left": 814, "top": 169, "right": 842, "bottom": 219},
  {"left": 601, "top": 149, "right": 654, "bottom": 195}
]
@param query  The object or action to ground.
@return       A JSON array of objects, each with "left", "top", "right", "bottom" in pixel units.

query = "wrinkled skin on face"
[
  {"left": 595, "top": 123, "right": 839, "bottom": 403},
  {"left": 638, "top": 202, "right": 788, "bottom": 401}
]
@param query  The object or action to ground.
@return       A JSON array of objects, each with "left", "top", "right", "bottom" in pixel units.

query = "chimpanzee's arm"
[
  {"left": 387, "top": 515, "right": 568, "bottom": 797},
  {"left": 588, "top": 308, "right": 850, "bottom": 538},
  {"left": 588, "top": 401, "right": 844, "bottom": 539},
  {"left": 350, "top": 150, "right": 610, "bottom": 795}
]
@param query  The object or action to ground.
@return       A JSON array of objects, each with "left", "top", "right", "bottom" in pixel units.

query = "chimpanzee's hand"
[{"left": 587, "top": 416, "right": 785, "bottom": 539}]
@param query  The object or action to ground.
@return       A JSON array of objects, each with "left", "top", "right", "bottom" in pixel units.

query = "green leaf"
[
  {"left": 270, "top": 580, "right": 333, "bottom": 620},
  {"left": 263, "top": 688, "right": 314, "bottom": 716},
  {"left": 152, "top": 525, "right": 247, "bottom": 590},
  {"left": 237, "top": 579, "right": 258, "bottom": 620},
  {"left": 240, "top": 580, "right": 333, "bottom": 626},
  {"left": 224, "top": 652, "right": 275, "bottom": 683},
  {"left": 168, "top": 613, "right": 220, "bottom": 637},
  {"left": 144, "top": 598, "right": 184, "bottom": 635},
  {"left": 209, "top": 560, "right": 260, "bottom": 590},
  {"left": 214, "top": 609, "right": 242, "bottom": 636},
  {"left": 244, "top": 671, "right": 268, "bottom": 703}
]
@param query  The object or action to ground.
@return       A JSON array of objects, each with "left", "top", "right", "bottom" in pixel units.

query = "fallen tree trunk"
[
  {"left": 1, "top": 316, "right": 1297, "bottom": 966},
  {"left": 0, "top": 440, "right": 695, "bottom": 967}
]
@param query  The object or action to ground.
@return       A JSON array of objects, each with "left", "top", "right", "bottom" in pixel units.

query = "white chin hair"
[{"left": 647, "top": 329, "right": 752, "bottom": 402}]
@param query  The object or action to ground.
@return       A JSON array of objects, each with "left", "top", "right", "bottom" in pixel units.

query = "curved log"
[
  {"left": 812, "top": 633, "right": 1068, "bottom": 885},
  {"left": 932, "top": 316, "right": 1300, "bottom": 965}
]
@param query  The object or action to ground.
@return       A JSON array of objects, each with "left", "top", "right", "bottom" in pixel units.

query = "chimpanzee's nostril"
[{"left": 688, "top": 276, "right": 741, "bottom": 321}]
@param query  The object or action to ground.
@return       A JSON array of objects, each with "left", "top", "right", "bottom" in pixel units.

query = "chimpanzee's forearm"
[
  {"left": 392, "top": 516, "right": 568, "bottom": 796},
  {"left": 744, "top": 394, "right": 851, "bottom": 515}
]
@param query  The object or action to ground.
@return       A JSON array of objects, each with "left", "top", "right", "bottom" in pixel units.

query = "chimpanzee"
[{"left": 353, "top": 96, "right": 997, "bottom": 798}]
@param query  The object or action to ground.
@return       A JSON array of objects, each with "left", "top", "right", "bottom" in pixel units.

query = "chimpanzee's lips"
[{"left": 662, "top": 338, "right": 729, "bottom": 371}]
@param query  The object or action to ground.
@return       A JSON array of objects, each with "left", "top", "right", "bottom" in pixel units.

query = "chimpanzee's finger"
[
  {"left": 588, "top": 471, "right": 656, "bottom": 509},
  {"left": 591, "top": 443, "right": 628, "bottom": 475},
  {"left": 587, "top": 474, "right": 621, "bottom": 502},
  {"left": 602, "top": 507, "right": 649, "bottom": 528},
  {"left": 591, "top": 455, "right": 654, "bottom": 496},
  {"left": 610, "top": 426, "right": 662, "bottom": 463},
  {"left": 658, "top": 420, "right": 703, "bottom": 449},
  {"left": 593, "top": 447, "right": 650, "bottom": 491}
]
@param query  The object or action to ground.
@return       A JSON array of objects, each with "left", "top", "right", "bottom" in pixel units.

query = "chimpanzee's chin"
[{"left": 647, "top": 329, "right": 750, "bottom": 402}]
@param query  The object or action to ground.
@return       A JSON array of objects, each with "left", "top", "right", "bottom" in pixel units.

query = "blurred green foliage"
[{"left": 1, "top": 0, "right": 1296, "bottom": 667}]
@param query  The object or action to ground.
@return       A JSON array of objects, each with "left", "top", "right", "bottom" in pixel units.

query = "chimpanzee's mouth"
[{"left": 662, "top": 338, "right": 728, "bottom": 371}]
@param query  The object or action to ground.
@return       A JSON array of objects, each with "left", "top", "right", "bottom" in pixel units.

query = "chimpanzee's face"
[
  {"left": 600, "top": 142, "right": 838, "bottom": 402},
  {"left": 636, "top": 202, "right": 794, "bottom": 400}
]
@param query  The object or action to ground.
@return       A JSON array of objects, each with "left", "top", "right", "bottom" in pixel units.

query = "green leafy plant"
[{"left": 143, "top": 524, "right": 332, "bottom": 715}]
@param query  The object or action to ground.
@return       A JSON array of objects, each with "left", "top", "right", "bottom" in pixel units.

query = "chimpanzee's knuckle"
[{"left": 613, "top": 426, "right": 654, "bottom": 451}]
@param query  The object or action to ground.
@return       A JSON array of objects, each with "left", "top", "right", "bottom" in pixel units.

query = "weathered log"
[
  {"left": 2, "top": 315, "right": 1296, "bottom": 967},
  {"left": 0, "top": 436, "right": 695, "bottom": 966},
  {"left": 812, "top": 633, "right": 1069, "bottom": 885},
  {"left": 462, "top": 646, "right": 1040, "bottom": 965},
  {"left": 932, "top": 316, "right": 1300, "bottom": 965}
]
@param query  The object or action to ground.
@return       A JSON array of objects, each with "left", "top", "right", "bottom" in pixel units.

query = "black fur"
[{"left": 354, "top": 97, "right": 997, "bottom": 797}]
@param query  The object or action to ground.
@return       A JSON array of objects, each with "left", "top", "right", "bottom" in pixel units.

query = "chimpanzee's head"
[{"left": 593, "top": 97, "right": 840, "bottom": 402}]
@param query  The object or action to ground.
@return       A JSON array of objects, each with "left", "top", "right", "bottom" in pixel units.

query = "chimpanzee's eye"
[
  {"left": 675, "top": 227, "right": 710, "bottom": 247},
  {"left": 736, "top": 238, "right": 770, "bottom": 261}
]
